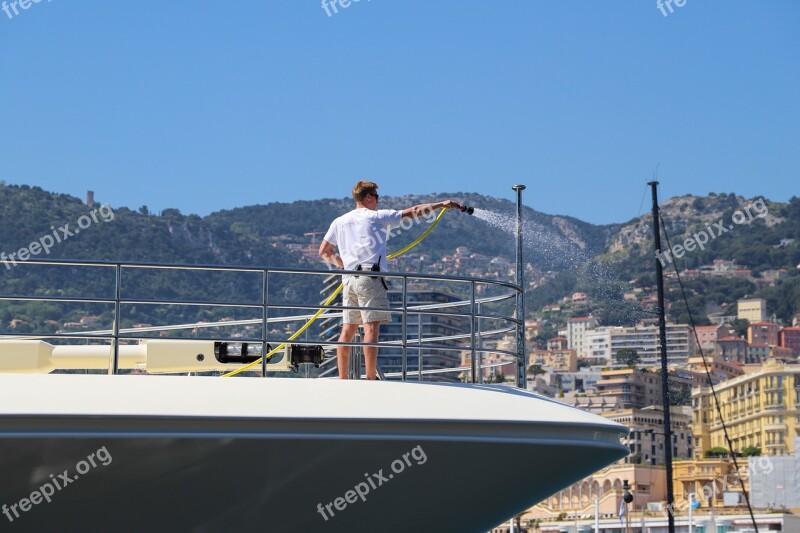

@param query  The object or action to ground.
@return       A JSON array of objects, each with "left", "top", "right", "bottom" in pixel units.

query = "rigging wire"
[
  {"left": 659, "top": 213, "right": 759, "bottom": 533},
  {"left": 637, "top": 181, "right": 650, "bottom": 220}
]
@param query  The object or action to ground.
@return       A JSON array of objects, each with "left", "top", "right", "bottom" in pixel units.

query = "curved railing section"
[{"left": 0, "top": 258, "right": 526, "bottom": 386}]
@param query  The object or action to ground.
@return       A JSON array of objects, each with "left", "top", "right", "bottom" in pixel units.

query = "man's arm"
[
  {"left": 319, "top": 240, "right": 344, "bottom": 269},
  {"left": 401, "top": 199, "right": 462, "bottom": 219}
]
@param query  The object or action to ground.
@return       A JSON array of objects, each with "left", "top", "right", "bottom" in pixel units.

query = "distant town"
[{"left": 490, "top": 294, "right": 800, "bottom": 531}]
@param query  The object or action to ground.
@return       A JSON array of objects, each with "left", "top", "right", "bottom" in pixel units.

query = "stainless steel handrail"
[{"left": 0, "top": 258, "right": 525, "bottom": 386}]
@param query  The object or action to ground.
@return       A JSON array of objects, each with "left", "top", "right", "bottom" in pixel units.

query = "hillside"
[
  {"left": 529, "top": 193, "right": 800, "bottom": 329},
  {"left": 0, "top": 183, "right": 797, "bottom": 335}
]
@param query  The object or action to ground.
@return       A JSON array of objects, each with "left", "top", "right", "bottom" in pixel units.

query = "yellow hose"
[{"left": 222, "top": 207, "right": 450, "bottom": 377}]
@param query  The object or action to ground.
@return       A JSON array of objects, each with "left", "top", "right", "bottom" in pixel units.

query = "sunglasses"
[{"left": 368, "top": 192, "right": 380, "bottom": 200}]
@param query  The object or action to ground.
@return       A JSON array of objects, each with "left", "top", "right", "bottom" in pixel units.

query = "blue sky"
[{"left": 1, "top": 1, "right": 797, "bottom": 225}]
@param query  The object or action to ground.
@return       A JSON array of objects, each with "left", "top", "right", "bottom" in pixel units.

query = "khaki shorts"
[{"left": 342, "top": 275, "right": 392, "bottom": 325}]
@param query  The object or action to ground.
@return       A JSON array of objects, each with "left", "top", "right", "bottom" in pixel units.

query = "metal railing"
[{"left": 0, "top": 258, "right": 527, "bottom": 387}]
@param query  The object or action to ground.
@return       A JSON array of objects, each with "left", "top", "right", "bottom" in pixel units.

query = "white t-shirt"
[{"left": 323, "top": 208, "right": 404, "bottom": 272}]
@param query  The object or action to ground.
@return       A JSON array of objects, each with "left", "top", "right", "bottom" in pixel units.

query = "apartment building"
[
  {"left": 584, "top": 323, "right": 695, "bottom": 365},
  {"left": 715, "top": 337, "right": 749, "bottom": 363},
  {"left": 596, "top": 368, "right": 692, "bottom": 410},
  {"left": 566, "top": 316, "right": 597, "bottom": 357},
  {"left": 382, "top": 289, "right": 463, "bottom": 381},
  {"left": 531, "top": 348, "right": 577, "bottom": 372},
  {"left": 546, "top": 336, "right": 568, "bottom": 351},
  {"left": 748, "top": 321, "right": 780, "bottom": 347},
  {"left": 694, "top": 324, "right": 730, "bottom": 354},
  {"left": 692, "top": 360, "right": 800, "bottom": 458},
  {"left": 686, "top": 355, "right": 744, "bottom": 386},
  {"left": 605, "top": 406, "right": 693, "bottom": 465},
  {"left": 780, "top": 326, "right": 800, "bottom": 355}
]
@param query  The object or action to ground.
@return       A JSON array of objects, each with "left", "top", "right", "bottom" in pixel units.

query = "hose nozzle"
[{"left": 459, "top": 205, "right": 475, "bottom": 215}]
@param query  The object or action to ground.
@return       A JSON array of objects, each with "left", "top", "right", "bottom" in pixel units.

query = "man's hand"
[
  {"left": 439, "top": 200, "right": 463, "bottom": 210},
  {"left": 319, "top": 240, "right": 343, "bottom": 269}
]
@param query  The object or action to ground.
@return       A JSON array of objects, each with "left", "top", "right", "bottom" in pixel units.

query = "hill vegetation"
[{"left": 0, "top": 183, "right": 797, "bottom": 336}]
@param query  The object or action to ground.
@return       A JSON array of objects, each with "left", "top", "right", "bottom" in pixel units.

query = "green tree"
[
  {"left": 705, "top": 447, "right": 730, "bottom": 458},
  {"left": 731, "top": 319, "right": 749, "bottom": 339},
  {"left": 741, "top": 446, "right": 762, "bottom": 457},
  {"left": 616, "top": 348, "right": 640, "bottom": 368},
  {"left": 527, "top": 363, "right": 544, "bottom": 379}
]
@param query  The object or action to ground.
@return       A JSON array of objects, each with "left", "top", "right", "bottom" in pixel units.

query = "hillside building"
[
  {"left": 686, "top": 355, "right": 744, "bottom": 386},
  {"left": 566, "top": 316, "right": 597, "bottom": 358},
  {"left": 531, "top": 348, "right": 577, "bottom": 373},
  {"left": 738, "top": 298, "right": 768, "bottom": 323},
  {"left": 606, "top": 406, "right": 693, "bottom": 466},
  {"left": 546, "top": 336, "right": 567, "bottom": 350},
  {"left": 715, "top": 337, "right": 749, "bottom": 363},
  {"left": 694, "top": 324, "right": 730, "bottom": 354},
  {"left": 748, "top": 321, "right": 780, "bottom": 347},
  {"left": 780, "top": 326, "right": 800, "bottom": 355},
  {"left": 584, "top": 322, "right": 695, "bottom": 366},
  {"left": 596, "top": 368, "right": 692, "bottom": 410}
]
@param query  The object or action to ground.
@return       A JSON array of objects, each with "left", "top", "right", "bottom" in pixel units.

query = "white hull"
[{"left": 0, "top": 375, "right": 628, "bottom": 532}]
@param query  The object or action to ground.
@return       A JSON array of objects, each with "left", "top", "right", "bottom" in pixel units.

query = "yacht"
[
  {"left": 0, "top": 260, "right": 629, "bottom": 532},
  {"left": 0, "top": 373, "right": 627, "bottom": 532}
]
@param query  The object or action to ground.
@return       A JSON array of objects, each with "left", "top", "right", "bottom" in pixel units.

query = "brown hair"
[{"left": 352, "top": 180, "right": 378, "bottom": 203}]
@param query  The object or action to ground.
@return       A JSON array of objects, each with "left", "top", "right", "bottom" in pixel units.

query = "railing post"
[
  {"left": 109, "top": 264, "right": 121, "bottom": 375},
  {"left": 348, "top": 332, "right": 362, "bottom": 380},
  {"left": 417, "top": 313, "right": 423, "bottom": 382},
  {"left": 470, "top": 281, "right": 477, "bottom": 384},
  {"left": 401, "top": 276, "right": 408, "bottom": 382},
  {"left": 477, "top": 301, "right": 483, "bottom": 384},
  {"left": 261, "top": 269, "right": 269, "bottom": 377}
]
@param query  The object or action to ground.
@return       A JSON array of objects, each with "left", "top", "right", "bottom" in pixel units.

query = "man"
[{"left": 319, "top": 180, "right": 462, "bottom": 379}]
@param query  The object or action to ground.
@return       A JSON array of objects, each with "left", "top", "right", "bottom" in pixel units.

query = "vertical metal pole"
[
  {"left": 417, "top": 313, "right": 423, "bottom": 382},
  {"left": 402, "top": 276, "right": 408, "bottom": 382},
  {"left": 477, "top": 302, "right": 484, "bottom": 384},
  {"left": 625, "top": 502, "right": 630, "bottom": 533},
  {"left": 688, "top": 493, "right": 693, "bottom": 533},
  {"left": 470, "top": 281, "right": 477, "bottom": 383},
  {"left": 512, "top": 184, "right": 527, "bottom": 389},
  {"left": 640, "top": 506, "right": 644, "bottom": 533},
  {"left": 594, "top": 495, "right": 599, "bottom": 533},
  {"left": 648, "top": 181, "right": 675, "bottom": 533},
  {"left": 304, "top": 321, "right": 310, "bottom": 378},
  {"left": 109, "top": 264, "right": 121, "bottom": 375},
  {"left": 349, "top": 332, "right": 361, "bottom": 380},
  {"left": 261, "top": 270, "right": 269, "bottom": 377}
]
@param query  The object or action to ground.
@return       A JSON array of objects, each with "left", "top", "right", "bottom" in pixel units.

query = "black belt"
[{"left": 354, "top": 258, "right": 388, "bottom": 290}]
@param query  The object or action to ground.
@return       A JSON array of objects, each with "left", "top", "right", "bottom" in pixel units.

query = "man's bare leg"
[
  {"left": 361, "top": 321, "right": 380, "bottom": 380},
  {"left": 338, "top": 323, "right": 359, "bottom": 379}
]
